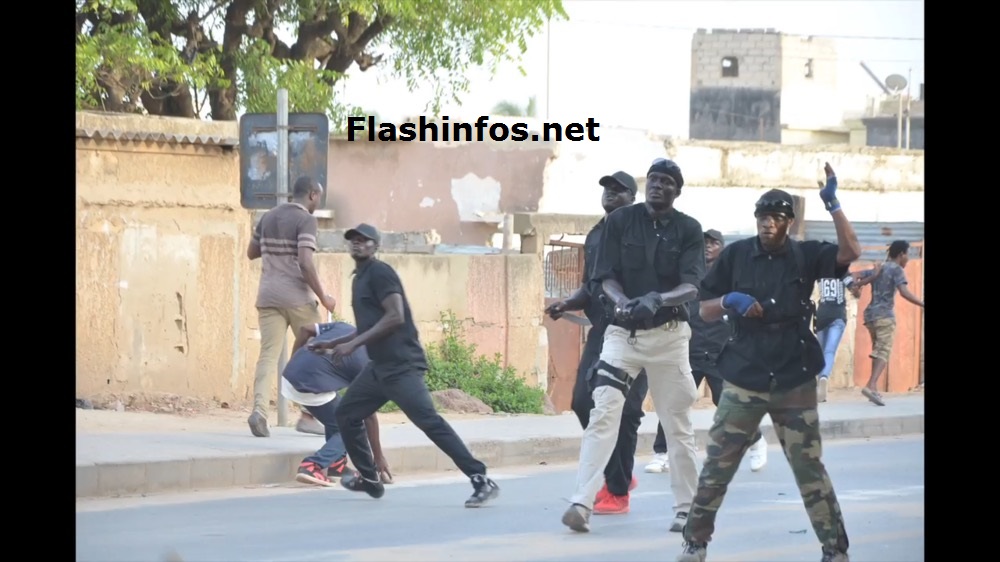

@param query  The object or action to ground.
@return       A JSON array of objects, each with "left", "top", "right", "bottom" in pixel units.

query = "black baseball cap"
[
  {"left": 704, "top": 229, "right": 725, "bottom": 244},
  {"left": 344, "top": 223, "right": 381, "bottom": 245},
  {"left": 598, "top": 171, "right": 638, "bottom": 195}
]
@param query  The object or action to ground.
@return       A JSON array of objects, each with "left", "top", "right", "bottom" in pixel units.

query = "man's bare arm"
[
  {"left": 898, "top": 286, "right": 924, "bottom": 307},
  {"left": 365, "top": 413, "right": 384, "bottom": 458},
  {"left": 298, "top": 247, "right": 328, "bottom": 302},
  {"left": 700, "top": 298, "right": 726, "bottom": 323},
  {"left": 601, "top": 279, "right": 629, "bottom": 308},
  {"left": 830, "top": 209, "right": 862, "bottom": 266},
  {"left": 659, "top": 283, "right": 699, "bottom": 308},
  {"left": 247, "top": 240, "right": 261, "bottom": 260}
]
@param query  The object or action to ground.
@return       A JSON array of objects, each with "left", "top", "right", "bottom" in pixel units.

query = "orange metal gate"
[
  {"left": 850, "top": 242, "right": 924, "bottom": 392},
  {"left": 543, "top": 239, "right": 586, "bottom": 413}
]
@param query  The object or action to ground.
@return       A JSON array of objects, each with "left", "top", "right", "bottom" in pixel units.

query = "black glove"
[{"left": 623, "top": 292, "right": 664, "bottom": 323}]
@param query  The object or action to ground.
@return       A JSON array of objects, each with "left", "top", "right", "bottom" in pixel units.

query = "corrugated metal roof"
[
  {"left": 712, "top": 221, "right": 924, "bottom": 262},
  {"left": 75, "top": 128, "right": 239, "bottom": 147},
  {"left": 804, "top": 221, "right": 923, "bottom": 260}
]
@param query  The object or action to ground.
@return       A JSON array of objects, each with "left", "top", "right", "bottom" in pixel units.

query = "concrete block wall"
[
  {"left": 691, "top": 28, "right": 782, "bottom": 89},
  {"left": 779, "top": 34, "right": 842, "bottom": 129}
]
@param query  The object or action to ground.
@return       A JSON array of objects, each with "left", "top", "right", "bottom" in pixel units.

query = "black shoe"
[
  {"left": 340, "top": 471, "right": 385, "bottom": 499},
  {"left": 248, "top": 411, "right": 269, "bottom": 437},
  {"left": 465, "top": 474, "right": 499, "bottom": 507}
]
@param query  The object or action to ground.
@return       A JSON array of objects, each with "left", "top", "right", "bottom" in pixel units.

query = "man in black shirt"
[
  {"left": 283, "top": 321, "right": 390, "bottom": 487},
  {"left": 312, "top": 223, "right": 500, "bottom": 507},
  {"left": 545, "top": 171, "right": 647, "bottom": 515},
  {"left": 677, "top": 163, "right": 861, "bottom": 562},
  {"left": 647, "top": 229, "right": 770, "bottom": 473},
  {"left": 561, "top": 158, "right": 704, "bottom": 535}
]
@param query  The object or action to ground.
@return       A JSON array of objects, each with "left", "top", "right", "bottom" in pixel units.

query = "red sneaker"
[
  {"left": 630, "top": 475, "right": 638, "bottom": 491},
  {"left": 595, "top": 482, "right": 610, "bottom": 505},
  {"left": 594, "top": 493, "right": 630, "bottom": 515},
  {"left": 295, "top": 461, "right": 335, "bottom": 487}
]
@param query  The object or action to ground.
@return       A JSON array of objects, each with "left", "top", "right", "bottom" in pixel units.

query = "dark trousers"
[
  {"left": 571, "top": 326, "right": 648, "bottom": 497},
  {"left": 302, "top": 396, "right": 347, "bottom": 468},
  {"left": 335, "top": 363, "right": 487, "bottom": 481}
]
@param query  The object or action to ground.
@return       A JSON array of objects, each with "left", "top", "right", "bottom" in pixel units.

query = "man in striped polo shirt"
[{"left": 246, "top": 176, "right": 338, "bottom": 437}]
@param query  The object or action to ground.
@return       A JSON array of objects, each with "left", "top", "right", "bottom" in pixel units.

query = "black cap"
[
  {"left": 704, "top": 229, "right": 725, "bottom": 244},
  {"left": 647, "top": 158, "right": 685, "bottom": 190},
  {"left": 598, "top": 171, "right": 638, "bottom": 195},
  {"left": 344, "top": 223, "right": 381, "bottom": 245},
  {"left": 754, "top": 189, "right": 796, "bottom": 218}
]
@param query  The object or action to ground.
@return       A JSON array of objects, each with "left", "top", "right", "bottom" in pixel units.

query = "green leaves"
[{"left": 76, "top": 0, "right": 565, "bottom": 121}]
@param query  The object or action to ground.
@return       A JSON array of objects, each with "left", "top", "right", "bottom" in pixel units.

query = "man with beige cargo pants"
[
  {"left": 246, "top": 176, "right": 338, "bottom": 437},
  {"left": 561, "top": 158, "right": 704, "bottom": 534}
]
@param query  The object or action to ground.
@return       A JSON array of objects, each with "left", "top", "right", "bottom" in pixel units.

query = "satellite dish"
[{"left": 885, "top": 74, "right": 908, "bottom": 93}]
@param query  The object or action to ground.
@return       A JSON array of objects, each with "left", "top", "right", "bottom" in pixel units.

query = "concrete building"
[{"left": 689, "top": 28, "right": 848, "bottom": 145}]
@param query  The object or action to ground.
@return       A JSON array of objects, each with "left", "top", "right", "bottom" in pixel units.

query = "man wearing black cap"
[
  {"left": 310, "top": 223, "right": 500, "bottom": 507},
  {"left": 562, "top": 158, "right": 704, "bottom": 535},
  {"left": 677, "top": 163, "right": 861, "bottom": 562},
  {"left": 545, "top": 171, "right": 647, "bottom": 515}
]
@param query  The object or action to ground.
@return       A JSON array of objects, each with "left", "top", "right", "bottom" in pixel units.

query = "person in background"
[
  {"left": 814, "top": 272, "right": 850, "bottom": 403},
  {"left": 246, "top": 176, "right": 338, "bottom": 438},
  {"left": 850, "top": 240, "right": 924, "bottom": 406}
]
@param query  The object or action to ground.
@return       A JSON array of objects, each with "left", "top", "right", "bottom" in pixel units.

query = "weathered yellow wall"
[{"left": 75, "top": 134, "right": 544, "bottom": 404}]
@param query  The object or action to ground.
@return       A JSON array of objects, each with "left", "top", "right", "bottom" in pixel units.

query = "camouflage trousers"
[{"left": 683, "top": 377, "right": 849, "bottom": 554}]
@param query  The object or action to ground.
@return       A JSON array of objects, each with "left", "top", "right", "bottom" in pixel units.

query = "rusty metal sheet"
[{"left": 238, "top": 113, "right": 329, "bottom": 210}]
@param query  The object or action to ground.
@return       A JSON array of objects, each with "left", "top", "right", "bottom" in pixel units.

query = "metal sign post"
[
  {"left": 275, "top": 89, "right": 290, "bottom": 428},
  {"left": 239, "top": 91, "right": 330, "bottom": 428}
]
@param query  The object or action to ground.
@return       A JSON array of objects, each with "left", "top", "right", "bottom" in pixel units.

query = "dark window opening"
[
  {"left": 721, "top": 56, "right": 739, "bottom": 78},
  {"left": 804, "top": 58, "right": 814, "bottom": 78}
]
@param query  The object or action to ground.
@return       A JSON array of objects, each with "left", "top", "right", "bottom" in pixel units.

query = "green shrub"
[{"left": 362, "top": 311, "right": 545, "bottom": 414}]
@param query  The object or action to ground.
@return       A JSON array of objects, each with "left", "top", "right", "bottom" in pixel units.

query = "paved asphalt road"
[{"left": 76, "top": 435, "right": 923, "bottom": 562}]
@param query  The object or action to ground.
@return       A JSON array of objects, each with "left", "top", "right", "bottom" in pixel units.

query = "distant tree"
[
  {"left": 76, "top": 0, "right": 565, "bottom": 128},
  {"left": 492, "top": 95, "right": 537, "bottom": 117}
]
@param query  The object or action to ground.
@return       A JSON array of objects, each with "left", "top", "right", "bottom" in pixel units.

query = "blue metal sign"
[{"left": 238, "top": 113, "right": 329, "bottom": 210}]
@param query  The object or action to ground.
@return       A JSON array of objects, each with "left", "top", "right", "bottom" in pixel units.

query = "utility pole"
[{"left": 905, "top": 68, "right": 912, "bottom": 149}]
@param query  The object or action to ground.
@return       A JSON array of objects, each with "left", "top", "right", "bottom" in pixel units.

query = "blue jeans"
[
  {"left": 302, "top": 396, "right": 347, "bottom": 469},
  {"left": 816, "top": 319, "right": 847, "bottom": 379}
]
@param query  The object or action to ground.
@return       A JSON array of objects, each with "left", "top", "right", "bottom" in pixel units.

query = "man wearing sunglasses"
[
  {"left": 561, "top": 158, "right": 704, "bottom": 536},
  {"left": 676, "top": 163, "right": 862, "bottom": 562}
]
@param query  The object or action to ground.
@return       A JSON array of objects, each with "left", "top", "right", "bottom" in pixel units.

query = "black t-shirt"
[
  {"left": 282, "top": 321, "right": 369, "bottom": 394},
  {"left": 351, "top": 258, "right": 428, "bottom": 375},
  {"left": 814, "top": 276, "right": 847, "bottom": 332}
]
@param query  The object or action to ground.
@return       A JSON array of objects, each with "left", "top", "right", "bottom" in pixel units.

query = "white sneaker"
[
  {"left": 644, "top": 453, "right": 669, "bottom": 473},
  {"left": 748, "top": 439, "right": 768, "bottom": 472}
]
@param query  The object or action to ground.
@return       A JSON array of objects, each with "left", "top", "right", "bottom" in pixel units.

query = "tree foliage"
[{"left": 76, "top": 0, "right": 565, "bottom": 127}]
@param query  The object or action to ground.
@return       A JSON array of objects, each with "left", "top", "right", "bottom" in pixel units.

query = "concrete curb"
[{"left": 76, "top": 414, "right": 922, "bottom": 499}]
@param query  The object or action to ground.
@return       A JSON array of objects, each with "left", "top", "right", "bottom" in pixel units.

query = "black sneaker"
[
  {"left": 464, "top": 474, "right": 499, "bottom": 507},
  {"left": 340, "top": 471, "right": 385, "bottom": 499},
  {"left": 676, "top": 541, "right": 707, "bottom": 562},
  {"left": 248, "top": 411, "right": 269, "bottom": 437}
]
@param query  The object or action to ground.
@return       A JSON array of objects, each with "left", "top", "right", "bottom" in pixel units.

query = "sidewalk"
[{"left": 76, "top": 392, "right": 924, "bottom": 499}]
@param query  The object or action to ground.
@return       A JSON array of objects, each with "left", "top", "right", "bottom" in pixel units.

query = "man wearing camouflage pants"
[{"left": 677, "top": 164, "right": 861, "bottom": 562}]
